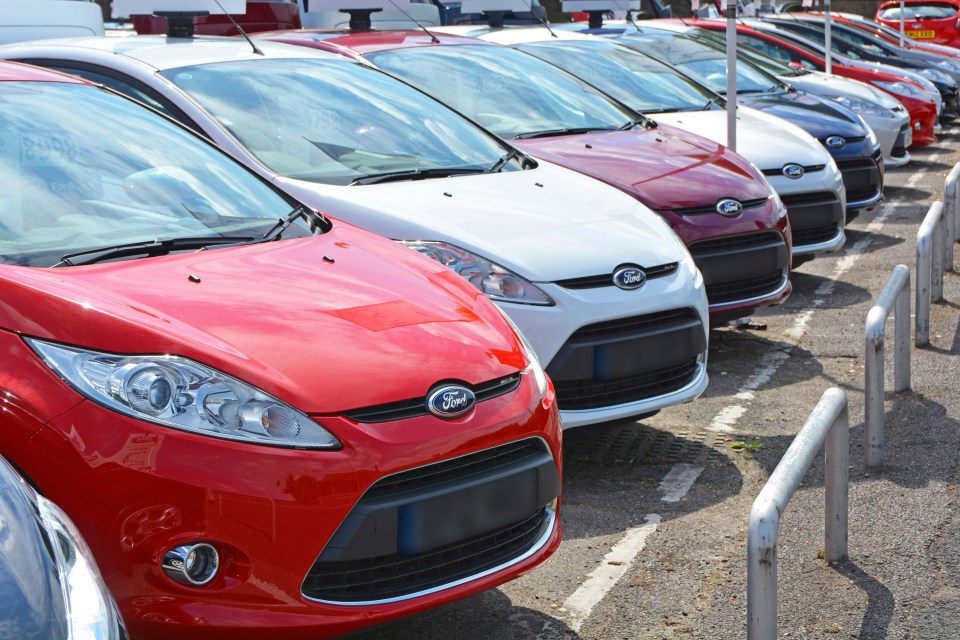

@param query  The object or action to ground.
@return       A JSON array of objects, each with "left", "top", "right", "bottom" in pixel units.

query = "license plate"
[{"left": 906, "top": 30, "right": 936, "bottom": 38}]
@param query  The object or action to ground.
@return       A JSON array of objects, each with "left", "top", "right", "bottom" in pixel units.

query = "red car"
[
  {"left": 0, "top": 61, "right": 561, "bottom": 639},
  {"left": 688, "top": 19, "right": 939, "bottom": 146},
  {"left": 875, "top": 0, "right": 960, "bottom": 47},
  {"left": 259, "top": 30, "right": 796, "bottom": 322}
]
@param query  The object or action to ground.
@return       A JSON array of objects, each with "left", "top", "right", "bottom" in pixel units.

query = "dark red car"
[
  {"left": 875, "top": 0, "right": 960, "bottom": 47},
  {"left": 259, "top": 29, "right": 795, "bottom": 323},
  {"left": 0, "top": 61, "right": 561, "bottom": 639}
]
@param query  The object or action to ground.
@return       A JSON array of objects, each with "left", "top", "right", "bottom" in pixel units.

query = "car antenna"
[
  {"left": 213, "top": 0, "right": 265, "bottom": 54},
  {"left": 610, "top": 0, "right": 643, "bottom": 33},
  {"left": 385, "top": 0, "right": 440, "bottom": 42},
  {"left": 530, "top": 0, "right": 559, "bottom": 37}
]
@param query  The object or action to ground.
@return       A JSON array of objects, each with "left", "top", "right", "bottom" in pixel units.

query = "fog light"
[
  {"left": 914, "top": 121, "right": 922, "bottom": 131},
  {"left": 162, "top": 542, "right": 219, "bottom": 586}
]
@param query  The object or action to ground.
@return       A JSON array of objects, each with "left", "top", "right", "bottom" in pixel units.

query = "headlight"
[
  {"left": 831, "top": 94, "right": 894, "bottom": 118},
  {"left": 917, "top": 67, "right": 953, "bottom": 84},
  {"left": 933, "top": 58, "right": 960, "bottom": 73},
  {"left": 496, "top": 310, "right": 549, "bottom": 398},
  {"left": 37, "top": 495, "right": 125, "bottom": 640},
  {"left": 398, "top": 241, "right": 554, "bottom": 306},
  {"left": 27, "top": 339, "right": 340, "bottom": 449},
  {"left": 874, "top": 80, "right": 930, "bottom": 101}
]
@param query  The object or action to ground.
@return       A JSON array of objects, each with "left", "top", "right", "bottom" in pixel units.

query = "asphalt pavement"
[{"left": 352, "top": 128, "right": 960, "bottom": 640}]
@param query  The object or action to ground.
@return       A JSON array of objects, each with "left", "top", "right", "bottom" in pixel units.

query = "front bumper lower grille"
[
  {"left": 780, "top": 191, "right": 844, "bottom": 250},
  {"left": 687, "top": 231, "right": 788, "bottom": 307},
  {"left": 837, "top": 151, "right": 883, "bottom": 208},
  {"left": 547, "top": 309, "right": 705, "bottom": 411}
]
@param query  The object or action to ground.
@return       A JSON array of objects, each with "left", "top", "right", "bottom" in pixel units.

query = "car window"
[
  {"left": 161, "top": 57, "right": 513, "bottom": 184},
  {"left": 0, "top": 82, "right": 306, "bottom": 267},
  {"left": 739, "top": 34, "right": 821, "bottom": 70},
  {"left": 366, "top": 44, "right": 636, "bottom": 138},
  {"left": 879, "top": 3, "right": 958, "bottom": 19},
  {"left": 516, "top": 40, "right": 717, "bottom": 113}
]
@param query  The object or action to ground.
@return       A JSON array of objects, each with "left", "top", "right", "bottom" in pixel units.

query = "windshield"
[
  {"left": 516, "top": 40, "right": 719, "bottom": 113},
  {"left": 0, "top": 82, "right": 305, "bottom": 268},
  {"left": 616, "top": 34, "right": 779, "bottom": 93},
  {"left": 879, "top": 3, "right": 959, "bottom": 19},
  {"left": 162, "top": 58, "right": 512, "bottom": 185},
  {"left": 366, "top": 45, "right": 637, "bottom": 139}
]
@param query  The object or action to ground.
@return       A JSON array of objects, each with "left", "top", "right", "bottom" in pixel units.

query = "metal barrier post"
[
  {"left": 747, "top": 388, "right": 849, "bottom": 640},
  {"left": 917, "top": 203, "right": 945, "bottom": 346},
  {"left": 944, "top": 165, "right": 960, "bottom": 269},
  {"left": 866, "top": 265, "right": 911, "bottom": 468}
]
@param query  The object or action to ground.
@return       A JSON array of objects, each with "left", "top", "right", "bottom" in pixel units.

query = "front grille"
[
  {"left": 780, "top": 191, "right": 840, "bottom": 207},
  {"left": 892, "top": 125, "right": 909, "bottom": 158},
  {"left": 792, "top": 224, "right": 839, "bottom": 246},
  {"left": 705, "top": 271, "right": 785, "bottom": 305},
  {"left": 846, "top": 186, "right": 881, "bottom": 202},
  {"left": 688, "top": 231, "right": 782, "bottom": 255},
  {"left": 836, "top": 158, "right": 879, "bottom": 171},
  {"left": 342, "top": 374, "right": 521, "bottom": 423},
  {"left": 365, "top": 439, "right": 548, "bottom": 501},
  {"left": 673, "top": 197, "right": 768, "bottom": 216},
  {"left": 555, "top": 262, "right": 678, "bottom": 290},
  {"left": 302, "top": 508, "right": 549, "bottom": 603},
  {"left": 762, "top": 164, "right": 825, "bottom": 177},
  {"left": 553, "top": 358, "right": 699, "bottom": 410},
  {"left": 567, "top": 308, "right": 698, "bottom": 342}
]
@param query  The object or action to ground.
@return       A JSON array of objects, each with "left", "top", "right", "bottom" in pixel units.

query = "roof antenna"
[
  {"left": 213, "top": 0, "right": 265, "bottom": 54},
  {"left": 530, "top": 0, "right": 558, "bottom": 37},
  {"left": 385, "top": 0, "right": 441, "bottom": 42},
  {"left": 610, "top": 0, "right": 643, "bottom": 32}
]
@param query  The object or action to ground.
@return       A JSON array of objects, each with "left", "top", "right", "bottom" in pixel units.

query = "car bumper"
[
  {"left": 764, "top": 163, "right": 846, "bottom": 256},
  {"left": 865, "top": 110, "right": 911, "bottom": 166},
  {"left": 501, "top": 261, "right": 709, "bottom": 429},
  {"left": 16, "top": 372, "right": 562, "bottom": 640}
]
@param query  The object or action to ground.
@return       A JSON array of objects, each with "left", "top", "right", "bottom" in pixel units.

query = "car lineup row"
[{"left": 0, "top": 2, "right": 956, "bottom": 637}]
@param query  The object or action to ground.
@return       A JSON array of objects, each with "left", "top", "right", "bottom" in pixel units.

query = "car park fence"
[
  {"left": 747, "top": 387, "right": 849, "bottom": 640},
  {"left": 916, "top": 202, "right": 947, "bottom": 347},
  {"left": 865, "top": 264, "right": 911, "bottom": 469}
]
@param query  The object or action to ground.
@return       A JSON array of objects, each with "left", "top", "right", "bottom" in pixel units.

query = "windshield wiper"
[
  {"left": 702, "top": 95, "right": 723, "bottom": 110},
  {"left": 514, "top": 127, "right": 619, "bottom": 139},
  {"left": 351, "top": 167, "right": 486, "bottom": 186},
  {"left": 618, "top": 115, "right": 657, "bottom": 131},
  {"left": 488, "top": 148, "right": 522, "bottom": 173},
  {"left": 260, "top": 204, "right": 327, "bottom": 241},
  {"left": 53, "top": 236, "right": 257, "bottom": 268}
]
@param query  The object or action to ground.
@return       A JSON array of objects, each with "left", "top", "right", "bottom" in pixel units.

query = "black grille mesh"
[
  {"left": 688, "top": 231, "right": 782, "bottom": 255},
  {"left": 553, "top": 358, "right": 699, "bottom": 410},
  {"left": 567, "top": 308, "right": 698, "bottom": 342},
  {"left": 793, "top": 224, "right": 839, "bottom": 247},
  {"left": 706, "top": 272, "right": 785, "bottom": 305},
  {"left": 555, "top": 262, "right": 678, "bottom": 290}
]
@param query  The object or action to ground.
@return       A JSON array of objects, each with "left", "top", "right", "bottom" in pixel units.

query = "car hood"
[
  {"left": 739, "top": 88, "right": 869, "bottom": 140},
  {"left": 507, "top": 123, "right": 772, "bottom": 214},
  {"left": 0, "top": 225, "right": 527, "bottom": 413},
  {"left": 274, "top": 159, "right": 687, "bottom": 282},
  {"left": 649, "top": 107, "right": 833, "bottom": 172},
  {"left": 779, "top": 71, "right": 905, "bottom": 110}
]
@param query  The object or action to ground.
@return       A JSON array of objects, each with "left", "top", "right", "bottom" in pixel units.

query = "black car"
[{"left": 0, "top": 455, "right": 126, "bottom": 640}]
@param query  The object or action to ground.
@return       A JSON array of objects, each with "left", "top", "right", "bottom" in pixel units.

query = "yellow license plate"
[{"left": 906, "top": 29, "right": 936, "bottom": 38}]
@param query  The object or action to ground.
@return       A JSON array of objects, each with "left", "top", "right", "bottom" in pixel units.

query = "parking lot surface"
[{"left": 352, "top": 130, "right": 960, "bottom": 639}]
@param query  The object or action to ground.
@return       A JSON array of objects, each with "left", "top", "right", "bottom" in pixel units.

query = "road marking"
[
  {"left": 706, "top": 154, "right": 941, "bottom": 435},
  {"left": 562, "top": 514, "right": 661, "bottom": 632},
  {"left": 658, "top": 463, "right": 704, "bottom": 502}
]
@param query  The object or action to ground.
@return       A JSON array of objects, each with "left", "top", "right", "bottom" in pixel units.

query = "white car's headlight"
[
  {"left": 495, "top": 310, "right": 549, "bottom": 398},
  {"left": 874, "top": 80, "right": 930, "bottom": 101},
  {"left": 27, "top": 339, "right": 340, "bottom": 449},
  {"left": 917, "top": 67, "right": 954, "bottom": 85},
  {"left": 36, "top": 495, "right": 125, "bottom": 640},
  {"left": 399, "top": 241, "right": 554, "bottom": 306},
  {"left": 832, "top": 94, "right": 894, "bottom": 118}
]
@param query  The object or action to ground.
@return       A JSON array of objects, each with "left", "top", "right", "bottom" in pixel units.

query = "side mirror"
[{"left": 788, "top": 61, "right": 804, "bottom": 70}]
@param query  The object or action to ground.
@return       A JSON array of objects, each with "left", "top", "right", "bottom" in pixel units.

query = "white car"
[
  {"left": 453, "top": 25, "right": 847, "bottom": 256},
  {"left": 0, "top": 36, "right": 710, "bottom": 429}
]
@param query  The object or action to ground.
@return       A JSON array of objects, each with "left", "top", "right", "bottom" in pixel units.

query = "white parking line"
[
  {"left": 706, "top": 154, "right": 941, "bottom": 435},
  {"left": 658, "top": 463, "right": 704, "bottom": 503},
  {"left": 562, "top": 514, "right": 661, "bottom": 632}
]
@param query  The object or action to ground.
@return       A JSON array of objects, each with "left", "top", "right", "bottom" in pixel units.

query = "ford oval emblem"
[
  {"left": 783, "top": 163, "right": 805, "bottom": 179},
  {"left": 612, "top": 266, "right": 647, "bottom": 290},
  {"left": 825, "top": 135, "right": 846, "bottom": 149},
  {"left": 426, "top": 384, "right": 476, "bottom": 419},
  {"left": 715, "top": 198, "right": 744, "bottom": 218}
]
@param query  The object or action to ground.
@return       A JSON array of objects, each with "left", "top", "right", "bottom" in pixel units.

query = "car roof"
[
  {"left": 0, "top": 34, "right": 339, "bottom": 71},
  {"left": 460, "top": 26, "right": 599, "bottom": 45},
  {"left": 0, "top": 59, "right": 86, "bottom": 83}
]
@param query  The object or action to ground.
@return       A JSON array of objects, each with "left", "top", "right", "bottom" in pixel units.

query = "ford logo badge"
[
  {"left": 825, "top": 135, "right": 846, "bottom": 149},
  {"left": 715, "top": 198, "right": 744, "bottom": 217},
  {"left": 426, "top": 384, "right": 476, "bottom": 419},
  {"left": 612, "top": 266, "right": 647, "bottom": 290},
  {"left": 783, "top": 163, "right": 805, "bottom": 179}
]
